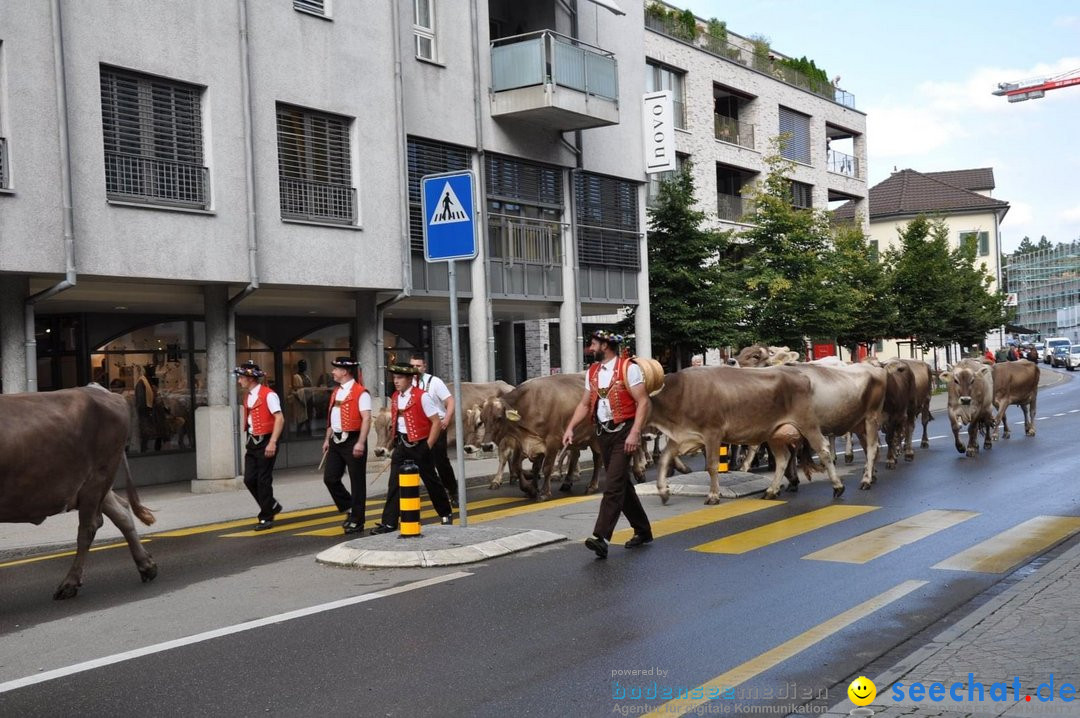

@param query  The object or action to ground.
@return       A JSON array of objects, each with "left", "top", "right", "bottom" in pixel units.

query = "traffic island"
[
  {"left": 634, "top": 470, "right": 773, "bottom": 499},
  {"left": 315, "top": 526, "right": 566, "bottom": 569}
]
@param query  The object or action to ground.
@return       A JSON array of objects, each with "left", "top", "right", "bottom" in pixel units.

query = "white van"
[{"left": 1044, "top": 337, "right": 1071, "bottom": 364}]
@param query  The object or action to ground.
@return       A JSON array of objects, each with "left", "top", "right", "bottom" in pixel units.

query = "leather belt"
[
  {"left": 248, "top": 433, "right": 271, "bottom": 445},
  {"left": 332, "top": 431, "right": 351, "bottom": 444},
  {"left": 596, "top": 420, "right": 627, "bottom": 436},
  {"left": 397, "top": 432, "right": 420, "bottom": 448}
]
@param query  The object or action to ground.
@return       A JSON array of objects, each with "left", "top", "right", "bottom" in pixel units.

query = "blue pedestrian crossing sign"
[{"left": 422, "top": 170, "right": 478, "bottom": 262}]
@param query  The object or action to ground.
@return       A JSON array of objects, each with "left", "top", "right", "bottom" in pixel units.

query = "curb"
[
  {"left": 635, "top": 470, "right": 773, "bottom": 499},
  {"left": 315, "top": 526, "right": 566, "bottom": 568}
]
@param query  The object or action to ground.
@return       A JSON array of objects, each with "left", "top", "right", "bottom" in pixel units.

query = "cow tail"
[{"left": 121, "top": 453, "right": 156, "bottom": 526}]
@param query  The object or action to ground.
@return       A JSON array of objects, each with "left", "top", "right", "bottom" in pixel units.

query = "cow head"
[
  {"left": 371, "top": 406, "right": 393, "bottom": 458},
  {"left": 478, "top": 396, "right": 513, "bottom": 452},
  {"left": 941, "top": 362, "right": 991, "bottom": 407},
  {"left": 462, "top": 406, "right": 485, "bottom": 454}
]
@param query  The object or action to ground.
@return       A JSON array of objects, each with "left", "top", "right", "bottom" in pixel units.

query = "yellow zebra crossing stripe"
[
  {"left": 642, "top": 580, "right": 927, "bottom": 717},
  {"left": 691, "top": 505, "right": 879, "bottom": 555},
  {"left": 933, "top": 515, "right": 1080, "bottom": 573},
  {"left": 294, "top": 498, "right": 521, "bottom": 536},
  {"left": 150, "top": 504, "right": 354, "bottom": 538},
  {"left": 466, "top": 494, "right": 601, "bottom": 524},
  {"left": 804, "top": 509, "right": 979, "bottom": 564},
  {"left": 612, "top": 498, "right": 784, "bottom": 544},
  {"left": 0, "top": 540, "right": 152, "bottom": 570}
]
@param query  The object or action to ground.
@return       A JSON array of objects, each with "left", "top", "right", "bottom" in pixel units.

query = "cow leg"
[
  {"left": 739, "top": 444, "right": 760, "bottom": 472},
  {"left": 992, "top": 402, "right": 1010, "bottom": 440},
  {"left": 982, "top": 417, "right": 993, "bottom": 450},
  {"left": 702, "top": 437, "right": 723, "bottom": 505},
  {"left": 843, "top": 432, "right": 855, "bottom": 465},
  {"left": 632, "top": 445, "right": 647, "bottom": 484},
  {"left": 489, "top": 446, "right": 508, "bottom": 489},
  {"left": 883, "top": 421, "right": 900, "bottom": 469},
  {"left": 55, "top": 497, "right": 106, "bottom": 600},
  {"left": 672, "top": 456, "right": 692, "bottom": 474},
  {"left": 965, "top": 420, "right": 980, "bottom": 457},
  {"left": 858, "top": 424, "right": 879, "bottom": 490},
  {"left": 1025, "top": 397, "right": 1037, "bottom": 436},
  {"left": 518, "top": 455, "right": 539, "bottom": 498},
  {"left": 903, "top": 413, "right": 916, "bottom": 462},
  {"left": 656, "top": 441, "right": 679, "bottom": 504},
  {"left": 100, "top": 490, "right": 157, "bottom": 584},
  {"left": 763, "top": 425, "right": 800, "bottom": 499},
  {"left": 587, "top": 448, "right": 603, "bottom": 493},
  {"left": 950, "top": 416, "right": 967, "bottom": 454},
  {"left": 805, "top": 426, "right": 844, "bottom": 498},
  {"left": 557, "top": 447, "right": 574, "bottom": 493},
  {"left": 919, "top": 409, "right": 932, "bottom": 448}
]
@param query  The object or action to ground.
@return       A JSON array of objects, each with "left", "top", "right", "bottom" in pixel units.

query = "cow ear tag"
[{"left": 506, "top": 409, "right": 522, "bottom": 422}]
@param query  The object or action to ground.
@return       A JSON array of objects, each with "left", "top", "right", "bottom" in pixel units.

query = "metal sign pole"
[{"left": 447, "top": 260, "right": 468, "bottom": 526}]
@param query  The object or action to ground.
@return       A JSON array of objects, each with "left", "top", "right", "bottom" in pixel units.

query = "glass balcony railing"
[
  {"left": 826, "top": 149, "right": 860, "bottom": 178},
  {"left": 491, "top": 30, "right": 618, "bottom": 101},
  {"left": 714, "top": 115, "right": 754, "bottom": 150}
]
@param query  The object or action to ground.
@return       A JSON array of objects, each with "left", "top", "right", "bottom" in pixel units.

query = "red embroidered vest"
[
  {"left": 243, "top": 385, "right": 276, "bottom": 436},
  {"left": 390, "top": 386, "right": 433, "bottom": 442},
  {"left": 326, "top": 381, "right": 367, "bottom": 432},
  {"left": 588, "top": 357, "right": 637, "bottom": 424}
]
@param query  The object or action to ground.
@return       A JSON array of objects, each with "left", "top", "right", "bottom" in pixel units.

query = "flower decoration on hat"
[
  {"left": 591, "top": 329, "right": 625, "bottom": 345},
  {"left": 232, "top": 360, "right": 265, "bottom": 378},
  {"left": 388, "top": 364, "right": 422, "bottom": 376},
  {"left": 331, "top": 356, "right": 360, "bottom": 368}
]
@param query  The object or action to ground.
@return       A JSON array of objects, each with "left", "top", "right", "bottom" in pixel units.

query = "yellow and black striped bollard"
[
  {"left": 717, "top": 445, "right": 730, "bottom": 474},
  {"left": 399, "top": 460, "right": 422, "bottom": 538}
]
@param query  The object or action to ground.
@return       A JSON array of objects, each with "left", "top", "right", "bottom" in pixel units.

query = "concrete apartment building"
[{"left": 0, "top": 0, "right": 650, "bottom": 487}]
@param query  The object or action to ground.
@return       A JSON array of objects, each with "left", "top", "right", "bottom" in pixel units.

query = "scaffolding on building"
[{"left": 1004, "top": 239, "right": 1080, "bottom": 341}]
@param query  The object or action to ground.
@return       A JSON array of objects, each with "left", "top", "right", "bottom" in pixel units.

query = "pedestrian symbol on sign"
[{"left": 430, "top": 182, "right": 469, "bottom": 225}]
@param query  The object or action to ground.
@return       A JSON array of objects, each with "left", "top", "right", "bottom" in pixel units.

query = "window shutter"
[
  {"left": 779, "top": 107, "right": 810, "bottom": 164},
  {"left": 485, "top": 154, "right": 563, "bottom": 207},
  {"left": 576, "top": 172, "right": 640, "bottom": 270},
  {"left": 406, "top": 137, "right": 470, "bottom": 252},
  {"left": 294, "top": 0, "right": 325, "bottom": 15},
  {"left": 276, "top": 104, "right": 354, "bottom": 223}
]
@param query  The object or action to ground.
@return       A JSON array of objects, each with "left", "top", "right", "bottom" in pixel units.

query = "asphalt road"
[{"left": 1, "top": 367, "right": 1076, "bottom": 717}]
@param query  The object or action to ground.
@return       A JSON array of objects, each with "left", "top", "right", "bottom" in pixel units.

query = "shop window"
[{"left": 283, "top": 323, "right": 351, "bottom": 439}]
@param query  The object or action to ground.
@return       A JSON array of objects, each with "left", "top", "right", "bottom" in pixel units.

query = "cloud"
[{"left": 1062, "top": 206, "right": 1080, "bottom": 222}]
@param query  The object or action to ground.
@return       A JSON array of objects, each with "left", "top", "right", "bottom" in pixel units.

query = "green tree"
[
  {"left": 831, "top": 223, "right": 897, "bottom": 353},
  {"left": 1013, "top": 235, "right": 1035, "bottom": 255},
  {"left": 949, "top": 234, "right": 1012, "bottom": 348},
  {"left": 884, "top": 216, "right": 956, "bottom": 350},
  {"left": 624, "top": 167, "right": 742, "bottom": 363}
]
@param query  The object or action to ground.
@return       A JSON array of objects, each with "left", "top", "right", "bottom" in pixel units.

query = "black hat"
[
  {"left": 388, "top": 364, "right": 421, "bottom": 376},
  {"left": 232, "top": 360, "right": 265, "bottom": 378},
  {"left": 331, "top": 356, "right": 359, "bottom": 368}
]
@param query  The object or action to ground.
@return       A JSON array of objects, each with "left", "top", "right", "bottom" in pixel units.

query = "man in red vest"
[
  {"left": 562, "top": 330, "right": 652, "bottom": 559},
  {"left": 322, "top": 356, "right": 372, "bottom": 534},
  {"left": 234, "top": 361, "right": 285, "bottom": 531},
  {"left": 370, "top": 364, "right": 454, "bottom": 534}
]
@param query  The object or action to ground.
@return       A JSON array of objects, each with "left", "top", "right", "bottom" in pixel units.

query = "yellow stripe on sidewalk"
[
  {"left": 151, "top": 504, "right": 356, "bottom": 538},
  {"left": 612, "top": 499, "right": 785, "bottom": 544},
  {"left": 295, "top": 498, "right": 521, "bottom": 536},
  {"left": 804, "top": 509, "right": 979, "bottom": 564},
  {"left": 467, "top": 494, "right": 600, "bottom": 524},
  {"left": 0, "top": 540, "right": 151, "bottom": 570},
  {"left": 933, "top": 515, "right": 1080, "bottom": 573},
  {"left": 642, "top": 580, "right": 927, "bottom": 717},
  {"left": 691, "top": 505, "right": 879, "bottom": 555}
]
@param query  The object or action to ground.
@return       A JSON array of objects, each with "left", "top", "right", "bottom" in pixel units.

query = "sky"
[{"left": 679, "top": 0, "right": 1080, "bottom": 252}]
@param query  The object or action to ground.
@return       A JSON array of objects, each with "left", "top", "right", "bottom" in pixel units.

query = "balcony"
[
  {"left": 714, "top": 115, "right": 754, "bottom": 150},
  {"left": 279, "top": 176, "right": 357, "bottom": 225},
  {"left": 490, "top": 30, "right": 619, "bottom": 131},
  {"left": 488, "top": 214, "right": 563, "bottom": 298},
  {"left": 717, "top": 193, "right": 746, "bottom": 222},
  {"left": 105, "top": 152, "right": 209, "bottom": 209},
  {"left": 826, "top": 149, "right": 860, "bottom": 179}
]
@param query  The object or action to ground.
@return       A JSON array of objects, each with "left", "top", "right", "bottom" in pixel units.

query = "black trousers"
[
  {"left": 593, "top": 424, "right": 651, "bottom": 541},
  {"left": 431, "top": 430, "right": 457, "bottom": 497},
  {"left": 243, "top": 436, "right": 279, "bottom": 521},
  {"left": 380, "top": 437, "right": 452, "bottom": 527},
  {"left": 323, "top": 431, "right": 367, "bottom": 517}
]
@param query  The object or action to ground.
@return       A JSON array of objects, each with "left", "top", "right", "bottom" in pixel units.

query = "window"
[
  {"left": 576, "top": 172, "right": 640, "bottom": 270},
  {"left": 868, "top": 239, "right": 879, "bottom": 262},
  {"left": 413, "top": 0, "right": 437, "bottom": 61},
  {"left": 486, "top": 154, "right": 563, "bottom": 266},
  {"left": 960, "top": 231, "right": 991, "bottom": 257},
  {"left": 789, "top": 180, "right": 812, "bottom": 209},
  {"left": 276, "top": 103, "right": 355, "bottom": 224},
  {"left": 99, "top": 66, "right": 208, "bottom": 208},
  {"left": 778, "top": 106, "right": 811, "bottom": 164},
  {"left": 284, "top": 324, "right": 351, "bottom": 439},
  {"left": 293, "top": 0, "right": 326, "bottom": 16},
  {"left": 646, "top": 153, "right": 687, "bottom": 206},
  {"left": 646, "top": 61, "right": 685, "bottom": 129},
  {"left": 407, "top": 137, "right": 470, "bottom": 252}
]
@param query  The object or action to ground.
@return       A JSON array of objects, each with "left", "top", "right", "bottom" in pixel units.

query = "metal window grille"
[
  {"left": 100, "top": 67, "right": 208, "bottom": 208},
  {"left": 293, "top": 0, "right": 325, "bottom": 15},
  {"left": 485, "top": 154, "right": 563, "bottom": 207},
  {"left": 778, "top": 107, "right": 811, "bottom": 164},
  {"left": 407, "top": 137, "right": 470, "bottom": 252},
  {"left": 488, "top": 213, "right": 562, "bottom": 265},
  {"left": 276, "top": 103, "right": 355, "bottom": 224},
  {"left": 576, "top": 172, "right": 640, "bottom": 270}
]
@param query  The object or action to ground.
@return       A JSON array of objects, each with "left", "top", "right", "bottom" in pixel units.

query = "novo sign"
[{"left": 642, "top": 91, "right": 676, "bottom": 174}]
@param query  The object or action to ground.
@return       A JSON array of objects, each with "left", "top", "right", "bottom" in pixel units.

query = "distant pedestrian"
[
  {"left": 322, "top": 356, "right": 371, "bottom": 535},
  {"left": 691, "top": 355, "right": 704, "bottom": 367},
  {"left": 370, "top": 365, "right": 453, "bottom": 535},
  {"left": 562, "top": 330, "right": 652, "bottom": 559},
  {"left": 408, "top": 353, "right": 459, "bottom": 507},
  {"left": 1007, "top": 345, "right": 1019, "bottom": 361},
  {"left": 234, "top": 361, "right": 284, "bottom": 531},
  {"left": 984, "top": 348, "right": 995, "bottom": 364}
]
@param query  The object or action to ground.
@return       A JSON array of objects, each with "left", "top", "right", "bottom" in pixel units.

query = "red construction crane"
[{"left": 993, "top": 67, "right": 1080, "bottom": 102}]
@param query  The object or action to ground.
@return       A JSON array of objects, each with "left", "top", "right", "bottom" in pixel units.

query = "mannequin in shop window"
[
  {"left": 135, "top": 365, "right": 161, "bottom": 452},
  {"left": 291, "top": 359, "right": 314, "bottom": 435}
]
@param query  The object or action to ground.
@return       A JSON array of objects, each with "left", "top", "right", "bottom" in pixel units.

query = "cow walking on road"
[
  {"left": 0, "top": 385, "right": 157, "bottom": 599},
  {"left": 940, "top": 359, "right": 995, "bottom": 457},
  {"left": 991, "top": 359, "right": 1039, "bottom": 440}
]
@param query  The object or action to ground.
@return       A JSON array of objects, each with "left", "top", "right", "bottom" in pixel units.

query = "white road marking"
[{"left": 0, "top": 572, "right": 471, "bottom": 694}]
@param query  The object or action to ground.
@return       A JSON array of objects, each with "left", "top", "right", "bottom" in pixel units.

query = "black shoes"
[
  {"left": 343, "top": 519, "right": 363, "bottom": 534},
  {"left": 624, "top": 533, "right": 653, "bottom": 549},
  {"left": 254, "top": 519, "right": 274, "bottom": 531},
  {"left": 585, "top": 535, "right": 608, "bottom": 559},
  {"left": 440, "top": 514, "right": 453, "bottom": 526},
  {"left": 272, "top": 502, "right": 283, "bottom": 517},
  {"left": 449, "top": 494, "right": 459, "bottom": 508},
  {"left": 369, "top": 523, "right": 396, "bottom": 535}
]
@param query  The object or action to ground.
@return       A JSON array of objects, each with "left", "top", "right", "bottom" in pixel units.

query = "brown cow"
[
  {"left": 0, "top": 385, "right": 157, "bottom": 599},
  {"left": 902, "top": 358, "right": 935, "bottom": 451},
  {"left": 940, "top": 359, "right": 995, "bottom": 457},
  {"left": 650, "top": 366, "right": 845, "bottom": 503},
  {"left": 991, "top": 359, "right": 1039, "bottom": 439},
  {"left": 734, "top": 345, "right": 801, "bottom": 367},
  {"left": 479, "top": 373, "right": 603, "bottom": 500},
  {"left": 880, "top": 360, "right": 917, "bottom": 470}
]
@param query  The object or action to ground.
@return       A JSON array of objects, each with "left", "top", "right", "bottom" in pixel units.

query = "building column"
[
  {"left": 193, "top": 284, "right": 242, "bottom": 492},
  {"left": 0, "top": 276, "right": 29, "bottom": 393},
  {"left": 560, "top": 171, "right": 583, "bottom": 374},
  {"left": 495, "top": 321, "right": 516, "bottom": 383},
  {"left": 355, "top": 292, "right": 378, "bottom": 393},
  {"left": 634, "top": 186, "right": 653, "bottom": 359}
]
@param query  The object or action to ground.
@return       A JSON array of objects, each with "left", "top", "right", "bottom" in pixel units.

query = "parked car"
[
  {"left": 1067, "top": 345, "right": 1080, "bottom": 371},
  {"left": 1051, "top": 345, "right": 1070, "bottom": 368},
  {"left": 1044, "top": 337, "right": 1070, "bottom": 364}
]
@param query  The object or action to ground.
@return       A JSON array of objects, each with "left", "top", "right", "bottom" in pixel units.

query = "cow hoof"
[
  {"left": 704, "top": 496, "right": 720, "bottom": 505},
  {"left": 139, "top": 562, "right": 158, "bottom": 583},
  {"left": 659, "top": 491, "right": 671, "bottom": 505},
  {"left": 904, "top": 453, "right": 914, "bottom": 462},
  {"left": 886, "top": 460, "right": 896, "bottom": 469},
  {"left": 53, "top": 583, "right": 79, "bottom": 600},
  {"left": 955, "top": 443, "right": 966, "bottom": 454},
  {"left": 983, "top": 441, "right": 992, "bottom": 450},
  {"left": 1026, "top": 429, "right": 1036, "bottom": 437},
  {"left": 763, "top": 490, "right": 779, "bottom": 500},
  {"left": 488, "top": 481, "right": 502, "bottom": 490},
  {"left": 558, "top": 482, "right": 573, "bottom": 493},
  {"left": 844, "top": 454, "right": 854, "bottom": 465},
  {"left": 536, "top": 493, "right": 548, "bottom": 503},
  {"left": 921, "top": 439, "right": 929, "bottom": 448},
  {"left": 859, "top": 481, "right": 872, "bottom": 491},
  {"left": 966, "top": 448, "right": 977, "bottom": 457},
  {"left": 786, "top": 483, "right": 799, "bottom": 493}
]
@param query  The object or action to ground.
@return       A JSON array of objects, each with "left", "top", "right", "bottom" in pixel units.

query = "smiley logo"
[{"left": 848, "top": 676, "right": 876, "bottom": 706}]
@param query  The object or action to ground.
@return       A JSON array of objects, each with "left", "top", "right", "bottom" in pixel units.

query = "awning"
[
  {"left": 1005, "top": 323, "right": 1037, "bottom": 334},
  {"left": 582, "top": 0, "right": 625, "bottom": 16}
]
